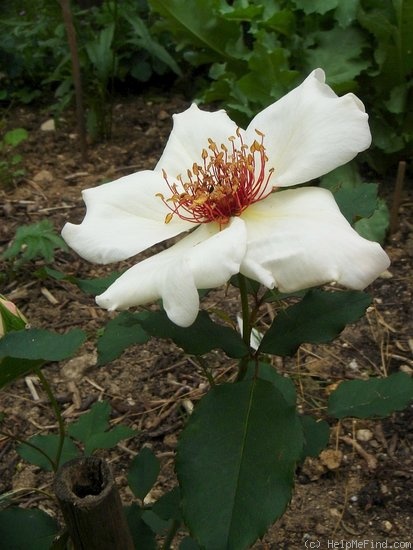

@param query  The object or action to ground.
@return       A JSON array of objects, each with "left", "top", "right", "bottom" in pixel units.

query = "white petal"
[
  {"left": 96, "top": 217, "right": 247, "bottom": 326},
  {"left": 246, "top": 69, "right": 371, "bottom": 187},
  {"left": 240, "top": 187, "right": 390, "bottom": 292},
  {"left": 155, "top": 104, "right": 239, "bottom": 178},
  {"left": 61, "top": 170, "right": 193, "bottom": 263}
]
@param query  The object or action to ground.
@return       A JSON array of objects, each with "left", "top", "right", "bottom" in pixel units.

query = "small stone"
[
  {"left": 33, "top": 169, "right": 53, "bottom": 184},
  {"left": 158, "top": 109, "right": 169, "bottom": 121},
  {"left": 356, "top": 429, "right": 373, "bottom": 442},
  {"left": 348, "top": 359, "right": 360, "bottom": 371},
  {"left": 320, "top": 449, "right": 343, "bottom": 470},
  {"left": 315, "top": 523, "right": 327, "bottom": 535},
  {"left": 40, "top": 118, "right": 55, "bottom": 131},
  {"left": 145, "top": 126, "right": 158, "bottom": 137},
  {"left": 61, "top": 351, "right": 97, "bottom": 380},
  {"left": 329, "top": 507, "right": 341, "bottom": 519},
  {"left": 380, "top": 269, "right": 393, "bottom": 279},
  {"left": 164, "top": 433, "right": 178, "bottom": 448},
  {"left": 381, "top": 520, "right": 393, "bottom": 532}
]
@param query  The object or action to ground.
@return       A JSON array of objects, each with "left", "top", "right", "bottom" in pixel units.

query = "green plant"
[
  {"left": 53, "top": 77, "right": 410, "bottom": 548},
  {"left": 0, "top": 321, "right": 186, "bottom": 548},
  {"left": 149, "top": 0, "right": 413, "bottom": 172},
  {"left": 2, "top": 220, "right": 68, "bottom": 269},
  {"left": 0, "top": 127, "right": 28, "bottom": 187},
  {"left": 0, "top": 0, "right": 182, "bottom": 141}
]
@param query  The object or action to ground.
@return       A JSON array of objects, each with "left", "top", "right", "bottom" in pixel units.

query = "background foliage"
[{"left": 0, "top": 0, "right": 412, "bottom": 169}]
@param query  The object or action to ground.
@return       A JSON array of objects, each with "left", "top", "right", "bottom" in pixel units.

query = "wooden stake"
[
  {"left": 389, "top": 160, "right": 407, "bottom": 236},
  {"left": 59, "top": 0, "right": 87, "bottom": 163},
  {"left": 54, "top": 456, "right": 134, "bottom": 550}
]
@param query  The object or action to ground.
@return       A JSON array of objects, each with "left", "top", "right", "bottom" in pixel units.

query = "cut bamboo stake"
[{"left": 54, "top": 456, "right": 134, "bottom": 550}]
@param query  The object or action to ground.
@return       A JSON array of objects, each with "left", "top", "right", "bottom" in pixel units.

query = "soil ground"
[{"left": 0, "top": 94, "right": 412, "bottom": 549}]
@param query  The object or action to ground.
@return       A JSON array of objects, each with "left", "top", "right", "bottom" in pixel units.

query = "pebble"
[
  {"left": 356, "top": 428, "right": 374, "bottom": 442},
  {"left": 61, "top": 351, "right": 97, "bottom": 380},
  {"left": 33, "top": 169, "right": 53, "bottom": 184},
  {"left": 158, "top": 109, "right": 169, "bottom": 121},
  {"left": 319, "top": 449, "right": 343, "bottom": 470},
  {"left": 40, "top": 118, "right": 55, "bottom": 131},
  {"left": 381, "top": 520, "right": 393, "bottom": 532},
  {"left": 380, "top": 269, "right": 393, "bottom": 279}
]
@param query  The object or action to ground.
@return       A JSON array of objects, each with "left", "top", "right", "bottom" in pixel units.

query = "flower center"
[{"left": 157, "top": 129, "right": 275, "bottom": 226}]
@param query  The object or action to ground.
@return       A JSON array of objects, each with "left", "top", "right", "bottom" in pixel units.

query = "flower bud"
[{"left": 0, "top": 295, "right": 28, "bottom": 337}]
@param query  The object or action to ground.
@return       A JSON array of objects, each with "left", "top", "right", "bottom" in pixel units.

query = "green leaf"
[
  {"left": 67, "top": 400, "right": 135, "bottom": 455},
  {"left": 41, "top": 266, "right": 123, "bottom": 296},
  {"left": 180, "top": 537, "right": 201, "bottom": 550},
  {"left": 126, "top": 13, "right": 182, "bottom": 76},
  {"left": 85, "top": 24, "right": 115, "bottom": 82},
  {"left": 0, "top": 328, "right": 86, "bottom": 361},
  {"left": 292, "top": 0, "right": 339, "bottom": 15},
  {"left": 3, "top": 128, "right": 28, "bottom": 147},
  {"left": 125, "top": 503, "right": 157, "bottom": 550},
  {"left": 319, "top": 163, "right": 362, "bottom": 191},
  {"left": 370, "top": 117, "right": 406, "bottom": 154},
  {"left": 0, "top": 507, "right": 59, "bottom": 550},
  {"left": 0, "top": 357, "right": 44, "bottom": 390},
  {"left": 385, "top": 84, "right": 409, "bottom": 114},
  {"left": 97, "top": 311, "right": 150, "bottom": 366},
  {"left": 264, "top": 9, "right": 296, "bottom": 36},
  {"left": 149, "top": 0, "right": 247, "bottom": 62},
  {"left": 332, "top": 183, "right": 379, "bottom": 224},
  {"left": 304, "top": 27, "right": 368, "bottom": 88},
  {"left": 152, "top": 487, "right": 181, "bottom": 522},
  {"left": 328, "top": 372, "right": 413, "bottom": 419},
  {"left": 334, "top": 0, "right": 359, "bottom": 28},
  {"left": 354, "top": 198, "right": 389, "bottom": 244},
  {"left": 245, "top": 361, "right": 296, "bottom": 406},
  {"left": 140, "top": 310, "right": 248, "bottom": 358},
  {"left": 141, "top": 510, "right": 171, "bottom": 535},
  {"left": 259, "top": 290, "right": 371, "bottom": 356},
  {"left": 17, "top": 434, "right": 79, "bottom": 471},
  {"left": 2, "top": 220, "right": 68, "bottom": 265},
  {"left": 127, "top": 447, "right": 160, "bottom": 501},
  {"left": 176, "top": 379, "right": 303, "bottom": 549},
  {"left": 300, "top": 415, "right": 330, "bottom": 459},
  {"left": 82, "top": 425, "right": 136, "bottom": 455},
  {"left": 74, "top": 272, "right": 129, "bottom": 295}
]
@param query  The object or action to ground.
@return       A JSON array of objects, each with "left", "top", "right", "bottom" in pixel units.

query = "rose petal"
[
  {"left": 156, "top": 104, "right": 239, "bottom": 179},
  {"left": 246, "top": 69, "right": 371, "bottom": 187},
  {"left": 62, "top": 170, "right": 193, "bottom": 263},
  {"left": 240, "top": 187, "right": 390, "bottom": 292},
  {"left": 96, "top": 217, "right": 247, "bottom": 326}
]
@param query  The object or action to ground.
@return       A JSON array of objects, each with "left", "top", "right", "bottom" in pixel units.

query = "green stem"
[
  {"left": 237, "top": 274, "right": 252, "bottom": 381},
  {"left": 196, "top": 355, "right": 215, "bottom": 387},
  {"left": 162, "top": 519, "right": 180, "bottom": 550},
  {"left": 34, "top": 368, "right": 66, "bottom": 469},
  {"left": 238, "top": 274, "right": 251, "bottom": 349},
  {"left": 1, "top": 486, "right": 54, "bottom": 501}
]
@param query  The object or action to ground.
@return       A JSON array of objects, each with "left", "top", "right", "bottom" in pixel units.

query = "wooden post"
[
  {"left": 389, "top": 160, "right": 407, "bottom": 236},
  {"left": 54, "top": 456, "right": 134, "bottom": 550},
  {"left": 59, "top": 0, "right": 88, "bottom": 163}
]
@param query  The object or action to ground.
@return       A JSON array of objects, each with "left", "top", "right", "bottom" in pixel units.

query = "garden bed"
[{"left": 1, "top": 95, "right": 412, "bottom": 548}]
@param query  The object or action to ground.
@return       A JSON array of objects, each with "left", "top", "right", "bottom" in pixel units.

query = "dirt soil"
[{"left": 0, "top": 94, "right": 412, "bottom": 549}]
